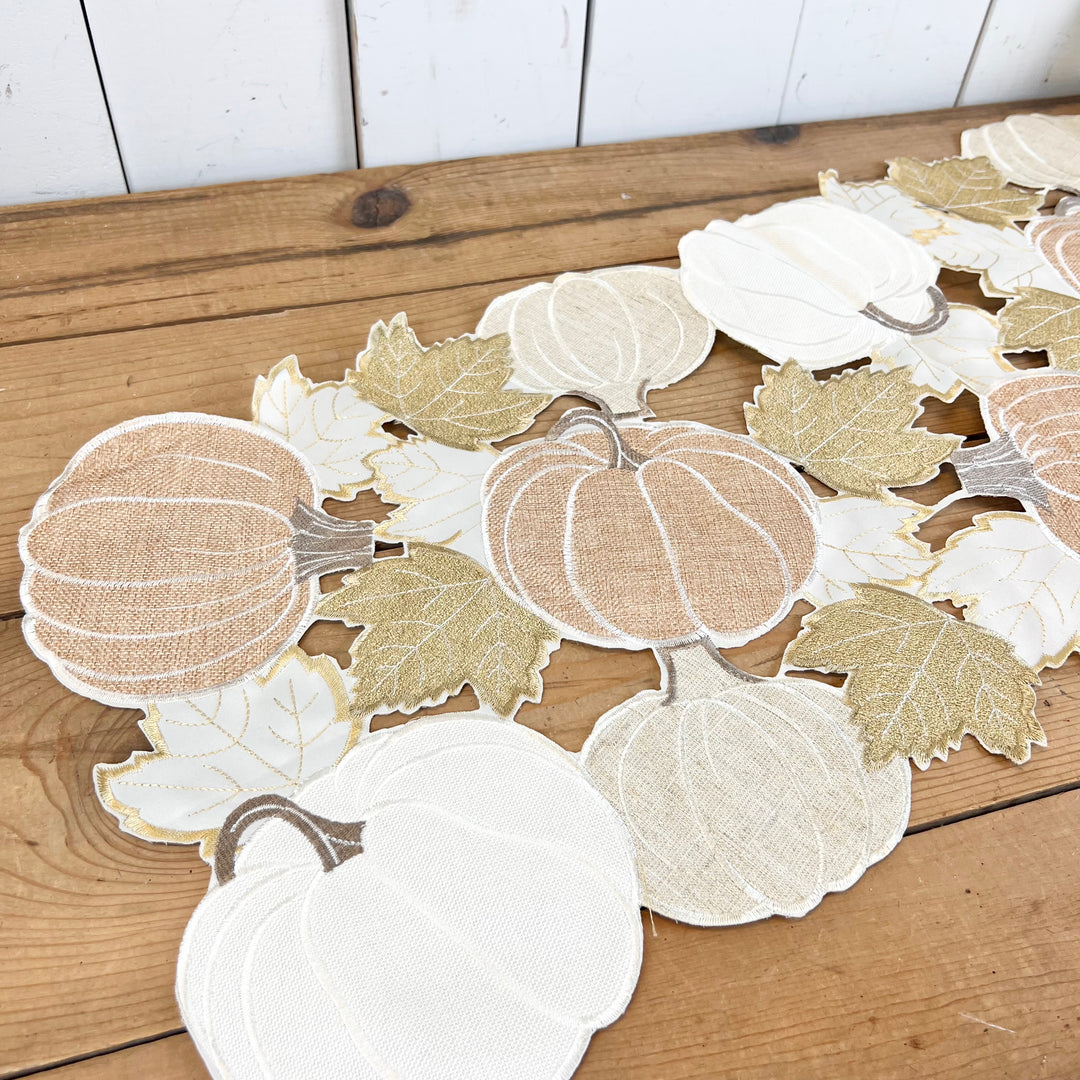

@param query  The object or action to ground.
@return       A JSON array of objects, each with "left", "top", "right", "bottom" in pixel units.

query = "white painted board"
[
  {"left": 960, "top": 0, "right": 1080, "bottom": 105},
  {"left": 0, "top": 0, "right": 126, "bottom": 206},
  {"left": 778, "top": 0, "right": 991, "bottom": 125},
  {"left": 578, "top": 0, "right": 804, "bottom": 145},
  {"left": 82, "top": 0, "right": 357, "bottom": 193},
  {"left": 351, "top": 0, "right": 587, "bottom": 167}
]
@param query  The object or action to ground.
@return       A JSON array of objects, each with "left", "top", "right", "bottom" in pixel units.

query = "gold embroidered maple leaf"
[
  {"left": 347, "top": 313, "right": 549, "bottom": 450},
  {"left": 999, "top": 287, "right": 1080, "bottom": 370},
  {"left": 745, "top": 362, "right": 959, "bottom": 497},
  {"left": 316, "top": 544, "right": 559, "bottom": 718},
  {"left": 888, "top": 156, "right": 1044, "bottom": 229},
  {"left": 785, "top": 584, "right": 1043, "bottom": 770}
]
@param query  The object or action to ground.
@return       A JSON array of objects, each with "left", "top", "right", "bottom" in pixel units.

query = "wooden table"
[{"left": 3, "top": 99, "right": 1080, "bottom": 1080}]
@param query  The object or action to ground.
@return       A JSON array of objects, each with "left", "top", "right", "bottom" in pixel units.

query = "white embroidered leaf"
[
  {"left": 820, "top": 171, "right": 1078, "bottom": 299},
  {"left": 368, "top": 437, "right": 496, "bottom": 566},
  {"left": 804, "top": 495, "right": 933, "bottom": 607},
  {"left": 870, "top": 304, "right": 1016, "bottom": 401},
  {"left": 252, "top": 355, "right": 389, "bottom": 500},
  {"left": 94, "top": 649, "right": 359, "bottom": 860},
  {"left": 923, "top": 511, "right": 1080, "bottom": 669}
]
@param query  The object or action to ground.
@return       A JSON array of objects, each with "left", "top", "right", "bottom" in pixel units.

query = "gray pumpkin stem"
[
  {"left": 215, "top": 793, "right": 365, "bottom": 885},
  {"left": 290, "top": 500, "right": 375, "bottom": 578},
  {"left": 861, "top": 285, "right": 949, "bottom": 335},
  {"left": 547, "top": 407, "right": 650, "bottom": 471},
  {"left": 657, "top": 636, "right": 763, "bottom": 705},
  {"left": 951, "top": 434, "right": 1050, "bottom": 509}
]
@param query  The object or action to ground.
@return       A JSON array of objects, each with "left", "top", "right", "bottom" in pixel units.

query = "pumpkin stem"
[
  {"left": 861, "top": 285, "right": 949, "bottom": 336},
  {"left": 603, "top": 380, "right": 656, "bottom": 422},
  {"left": 290, "top": 501, "right": 376, "bottom": 578},
  {"left": 951, "top": 434, "right": 1050, "bottom": 509},
  {"left": 214, "top": 793, "right": 365, "bottom": 885},
  {"left": 546, "top": 407, "right": 649, "bottom": 471},
  {"left": 657, "top": 637, "right": 764, "bottom": 705}
]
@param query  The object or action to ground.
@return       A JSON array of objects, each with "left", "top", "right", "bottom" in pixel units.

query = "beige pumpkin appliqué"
[{"left": 20, "top": 412, "right": 376, "bottom": 706}]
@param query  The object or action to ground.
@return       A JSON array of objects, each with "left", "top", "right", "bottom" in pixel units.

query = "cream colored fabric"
[
  {"left": 252, "top": 354, "right": 390, "bottom": 501},
  {"left": 477, "top": 266, "right": 714, "bottom": 415},
  {"left": 924, "top": 511, "right": 1080, "bottom": 671},
  {"left": 961, "top": 113, "right": 1080, "bottom": 194},
  {"left": 95, "top": 648, "right": 359, "bottom": 860},
  {"left": 805, "top": 494, "right": 932, "bottom": 606},
  {"left": 678, "top": 196, "right": 941, "bottom": 370},
  {"left": 580, "top": 648, "right": 910, "bottom": 926},
  {"left": 821, "top": 169, "right": 1077, "bottom": 302},
  {"left": 178, "top": 713, "right": 642, "bottom": 1080}
]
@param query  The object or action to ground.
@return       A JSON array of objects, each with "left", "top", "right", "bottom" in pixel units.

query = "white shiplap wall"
[
  {"left": 0, "top": 0, "right": 126, "bottom": 205},
  {"left": 1, "top": 0, "right": 1080, "bottom": 206}
]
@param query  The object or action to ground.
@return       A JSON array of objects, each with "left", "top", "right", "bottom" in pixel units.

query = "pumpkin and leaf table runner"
[{"left": 18, "top": 111, "right": 1080, "bottom": 1079}]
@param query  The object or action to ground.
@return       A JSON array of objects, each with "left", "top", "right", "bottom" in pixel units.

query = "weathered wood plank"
[
  {"left": 2, "top": 99, "right": 1076, "bottom": 345},
  {"left": 28, "top": 790, "right": 1080, "bottom": 1080},
  {"left": 0, "top": 266, "right": 1003, "bottom": 617},
  {"left": 4, "top": 596, "right": 1079, "bottom": 1076}
]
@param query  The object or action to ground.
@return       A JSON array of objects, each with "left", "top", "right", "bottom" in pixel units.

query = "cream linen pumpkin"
[
  {"left": 177, "top": 712, "right": 643, "bottom": 1080},
  {"left": 678, "top": 196, "right": 948, "bottom": 368},
  {"left": 961, "top": 113, "right": 1080, "bottom": 194},
  {"left": 476, "top": 266, "right": 715, "bottom": 415},
  {"left": 580, "top": 642, "right": 911, "bottom": 925},
  {"left": 482, "top": 408, "right": 819, "bottom": 649},
  {"left": 20, "top": 413, "right": 374, "bottom": 706}
]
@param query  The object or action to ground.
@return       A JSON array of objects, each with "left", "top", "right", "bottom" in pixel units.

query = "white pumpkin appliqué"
[
  {"left": 177, "top": 712, "right": 643, "bottom": 1080},
  {"left": 678, "top": 196, "right": 947, "bottom": 369}
]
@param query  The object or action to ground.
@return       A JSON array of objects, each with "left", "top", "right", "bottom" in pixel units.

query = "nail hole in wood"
[
  {"left": 752, "top": 124, "right": 801, "bottom": 145},
  {"left": 351, "top": 187, "right": 411, "bottom": 228}
]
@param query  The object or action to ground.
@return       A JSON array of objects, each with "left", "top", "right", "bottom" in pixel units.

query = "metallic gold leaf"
[
  {"left": 999, "top": 287, "right": 1080, "bottom": 369},
  {"left": 888, "top": 156, "right": 1044, "bottom": 229},
  {"left": 316, "top": 544, "right": 559, "bottom": 718},
  {"left": 347, "top": 313, "right": 549, "bottom": 450},
  {"left": 744, "top": 362, "right": 960, "bottom": 497},
  {"left": 785, "top": 584, "right": 1044, "bottom": 769}
]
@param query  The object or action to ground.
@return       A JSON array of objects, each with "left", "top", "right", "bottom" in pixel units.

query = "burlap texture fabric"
[
  {"left": 983, "top": 371, "right": 1080, "bottom": 553},
  {"left": 20, "top": 413, "right": 321, "bottom": 704},
  {"left": 483, "top": 417, "right": 818, "bottom": 649}
]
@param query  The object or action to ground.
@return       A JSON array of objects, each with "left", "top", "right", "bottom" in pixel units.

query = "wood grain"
[
  {"left": 5, "top": 101, "right": 1080, "bottom": 1080},
  {"left": 35, "top": 790, "right": 1080, "bottom": 1080},
  {"left": 3, "top": 595, "right": 1080, "bottom": 1075},
  {"left": 0, "top": 265, "right": 1006, "bottom": 616},
  {"left": 2, "top": 98, "right": 1077, "bottom": 346}
]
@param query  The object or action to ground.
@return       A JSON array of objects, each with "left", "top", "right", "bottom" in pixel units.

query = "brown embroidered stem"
[
  {"left": 861, "top": 285, "right": 949, "bottom": 335},
  {"left": 951, "top": 434, "right": 1050, "bottom": 508},
  {"left": 604, "top": 380, "right": 656, "bottom": 422},
  {"left": 546, "top": 407, "right": 649, "bottom": 470},
  {"left": 290, "top": 501, "right": 375, "bottom": 579},
  {"left": 657, "top": 637, "right": 763, "bottom": 705},
  {"left": 215, "top": 793, "right": 365, "bottom": 885}
]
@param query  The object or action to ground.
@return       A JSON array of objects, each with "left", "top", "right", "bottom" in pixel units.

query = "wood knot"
[
  {"left": 351, "top": 187, "right": 410, "bottom": 228},
  {"left": 751, "top": 124, "right": 800, "bottom": 145}
]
